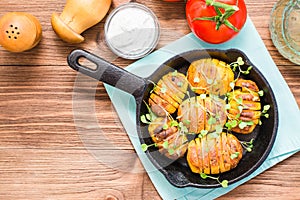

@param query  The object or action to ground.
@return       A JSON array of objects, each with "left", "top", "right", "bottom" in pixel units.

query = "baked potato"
[
  {"left": 187, "top": 132, "right": 243, "bottom": 174},
  {"left": 227, "top": 78, "right": 262, "bottom": 134},
  {"left": 187, "top": 58, "right": 234, "bottom": 96},
  {"left": 149, "top": 71, "right": 189, "bottom": 114},
  {"left": 148, "top": 117, "right": 188, "bottom": 160},
  {"left": 177, "top": 96, "right": 227, "bottom": 133}
]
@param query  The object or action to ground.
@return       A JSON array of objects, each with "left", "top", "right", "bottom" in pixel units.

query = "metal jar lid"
[{"left": 104, "top": 3, "right": 160, "bottom": 59}]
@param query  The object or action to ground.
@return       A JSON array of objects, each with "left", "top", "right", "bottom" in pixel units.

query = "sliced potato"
[
  {"left": 189, "top": 96, "right": 199, "bottom": 133},
  {"left": 187, "top": 58, "right": 234, "bottom": 96},
  {"left": 227, "top": 133, "right": 243, "bottom": 168},
  {"left": 227, "top": 79, "right": 262, "bottom": 134},
  {"left": 187, "top": 140, "right": 200, "bottom": 173},
  {"left": 201, "top": 136, "right": 211, "bottom": 174},
  {"left": 195, "top": 137, "right": 203, "bottom": 173},
  {"left": 162, "top": 71, "right": 189, "bottom": 93},
  {"left": 235, "top": 78, "right": 259, "bottom": 92},
  {"left": 152, "top": 85, "right": 180, "bottom": 109},
  {"left": 148, "top": 117, "right": 169, "bottom": 143},
  {"left": 228, "top": 89, "right": 260, "bottom": 102},
  {"left": 215, "top": 132, "right": 225, "bottom": 173},
  {"left": 149, "top": 93, "right": 177, "bottom": 114},
  {"left": 221, "top": 132, "right": 232, "bottom": 172},
  {"left": 187, "top": 132, "right": 243, "bottom": 174},
  {"left": 148, "top": 117, "right": 188, "bottom": 160},
  {"left": 158, "top": 132, "right": 188, "bottom": 160},
  {"left": 196, "top": 97, "right": 206, "bottom": 133},
  {"left": 204, "top": 97, "right": 213, "bottom": 132},
  {"left": 177, "top": 96, "right": 226, "bottom": 133},
  {"left": 207, "top": 133, "right": 219, "bottom": 174},
  {"left": 149, "top": 71, "right": 188, "bottom": 114}
]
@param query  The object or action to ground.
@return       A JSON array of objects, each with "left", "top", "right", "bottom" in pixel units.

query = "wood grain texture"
[{"left": 0, "top": 0, "right": 299, "bottom": 199}]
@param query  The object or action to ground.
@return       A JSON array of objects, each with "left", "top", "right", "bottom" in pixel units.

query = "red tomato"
[{"left": 186, "top": 0, "right": 247, "bottom": 44}]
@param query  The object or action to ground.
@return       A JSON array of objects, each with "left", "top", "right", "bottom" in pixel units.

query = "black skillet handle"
[{"left": 67, "top": 49, "right": 148, "bottom": 99}]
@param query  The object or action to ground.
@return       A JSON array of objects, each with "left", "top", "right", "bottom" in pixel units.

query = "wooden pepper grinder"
[
  {"left": 0, "top": 12, "right": 42, "bottom": 52},
  {"left": 51, "top": 0, "right": 112, "bottom": 43}
]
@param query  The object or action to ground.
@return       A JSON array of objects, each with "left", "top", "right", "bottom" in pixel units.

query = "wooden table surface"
[{"left": 0, "top": 0, "right": 299, "bottom": 199}]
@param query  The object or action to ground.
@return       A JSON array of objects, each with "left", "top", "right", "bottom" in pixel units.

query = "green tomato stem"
[
  {"left": 206, "top": 0, "right": 239, "bottom": 12},
  {"left": 193, "top": 0, "right": 240, "bottom": 32}
]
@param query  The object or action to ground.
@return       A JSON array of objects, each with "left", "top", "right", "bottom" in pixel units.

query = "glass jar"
[
  {"left": 270, "top": 0, "right": 300, "bottom": 65},
  {"left": 104, "top": 3, "right": 160, "bottom": 59}
]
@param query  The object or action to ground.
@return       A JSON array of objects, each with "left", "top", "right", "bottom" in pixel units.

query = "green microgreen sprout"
[
  {"left": 221, "top": 180, "right": 229, "bottom": 188},
  {"left": 242, "top": 66, "right": 252, "bottom": 75},
  {"left": 162, "top": 141, "right": 169, "bottom": 149},
  {"left": 236, "top": 57, "right": 245, "bottom": 65},
  {"left": 160, "top": 86, "right": 167, "bottom": 94},
  {"left": 229, "top": 81, "right": 235, "bottom": 90},
  {"left": 194, "top": 77, "right": 200, "bottom": 83},
  {"left": 210, "top": 131, "right": 221, "bottom": 139},
  {"left": 200, "top": 93, "right": 207, "bottom": 99},
  {"left": 225, "top": 103, "right": 231, "bottom": 110},
  {"left": 168, "top": 148, "right": 175, "bottom": 155},
  {"left": 261, "top": 104, "right": 271, "bottom": 118},
  {"left": 238, "top": 121, "right": 254, "bottom": 129},
  {"left": 200, "top": 173, "right": 228, "bottom": 188},
  {"left": 208, "top": 116, "right": 217, "bottom": 125},
  {"left": 177, "top": 81, "right": 183, "bottom": 87},
  {"left": 172, "top": 70, "right": 178, "bottom": 77},
  {"left": 183, "top": 119, "right": 191, "bottom": 125},
  {"left": 258, "top": 90, "right": 264, "bottom": 96},
  {"left": 141, "top": 143, "right": 157, "bottom": 152},
  {"left": 162, "top": 124, "right": 169, "bottom": 130},
  {"left": 240, "top": 138, "right": 254, "bottom": 152},
  {"left": 230, "top": 57, "right": 253, "bottom": 80},
  {"left": 198, "top": 130, "right": 208, "bottom": 138},
  {"left": 225, "top": 119, "right": 238, "bottom": 130},
  {"left": 140, "top": 114, "right": 151, "bottom": 124},
  {"left": 178, "top": 122, "right": 189, "bottom": 134},
  {"left": 148, "top": 80, "right": 157, "bottom": 94},
  {"left": 237, "top": 105, "right": 243, "bottom": 113},
  {"left": 215, "top": 125, "right": 223, "bottom": 134},
  {"left": 170, "top": 120, "right": 179, "bottom": 127},
  {"left": 140, "top": 101, "right": 157, "bottom": 124},
  {"left": 207, "top": 78, "right": 214, "bottom": 84},
  {"left": 230, "top": 152, "right": 240, "bottom": 159},
  {"left": 236, "top": 97, "right": 243, "bottom": 105},
  {"left": 226, "top": 119, "right": 254, "bottom": 131}
]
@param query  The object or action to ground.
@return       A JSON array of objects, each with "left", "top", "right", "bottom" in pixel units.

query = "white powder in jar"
[{"left": 105, "top": 3, "right": 160, "bottom": 59}]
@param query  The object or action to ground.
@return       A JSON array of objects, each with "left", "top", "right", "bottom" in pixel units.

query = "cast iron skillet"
[{"left": 67, "top": 48, "right": 278, "bottom": 188}]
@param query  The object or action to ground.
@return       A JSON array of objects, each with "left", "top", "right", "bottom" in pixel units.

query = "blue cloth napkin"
[{"left": 104, "top": 18, "right": 300, "bottom": 199}]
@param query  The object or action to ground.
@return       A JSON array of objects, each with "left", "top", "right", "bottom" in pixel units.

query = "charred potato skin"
[{"left": 187, "top": 132, "right": 243, "bottom": 174}]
